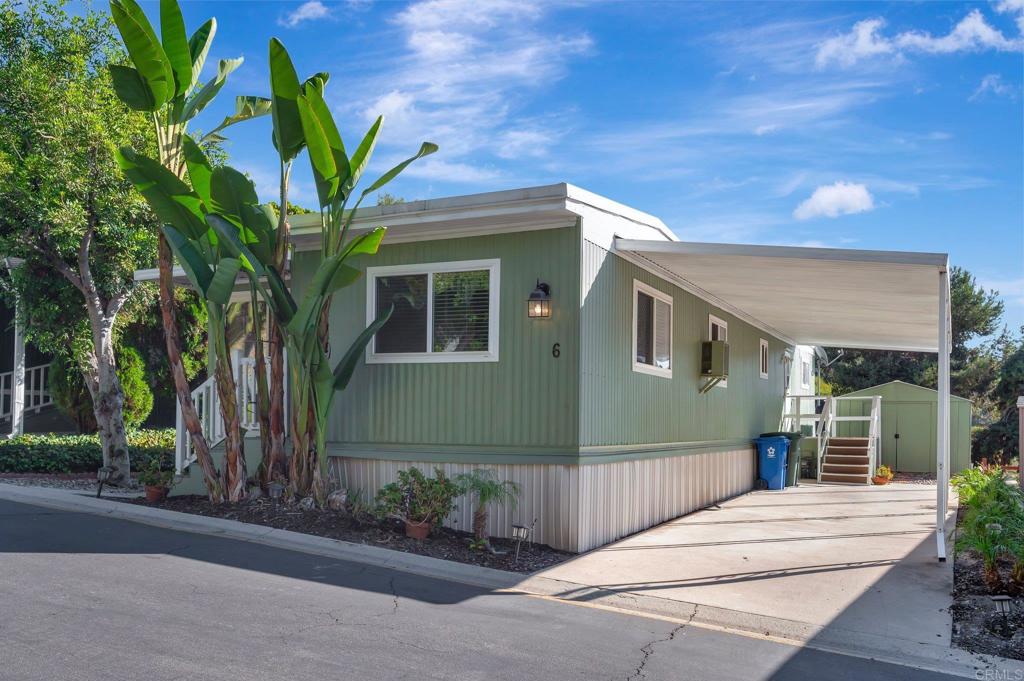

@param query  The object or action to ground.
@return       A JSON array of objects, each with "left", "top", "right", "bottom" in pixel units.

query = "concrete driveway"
[{"left": 538, "top": 482, "right": 956, "bottom": 659}]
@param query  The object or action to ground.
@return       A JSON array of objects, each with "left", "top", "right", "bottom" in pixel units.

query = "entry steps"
[{"left": 819, "top": 437, "right": 872, "bottom": 485}]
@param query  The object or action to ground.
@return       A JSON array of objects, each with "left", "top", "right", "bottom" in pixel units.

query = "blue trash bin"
[{"left": 754, "top": 436, "right": 790, "bottom": 491}]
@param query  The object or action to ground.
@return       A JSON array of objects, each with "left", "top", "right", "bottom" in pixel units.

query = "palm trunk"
[
  {"left": 158, "top": 236, "right": 223, "bottom": 502},
  {"left": 472, "top": 504, "right": 488, "bottom": 542},
  {"left": 209, "top": 307, "right": 247, "bottom": 502},
  {"left": 251, "top": 292, "right": 273, "bottom": 490},
  {"left": 267, "top": 320, "right": 288, "bottom": 482}
]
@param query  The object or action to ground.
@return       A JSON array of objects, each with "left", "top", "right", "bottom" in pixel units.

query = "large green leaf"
[
  {"left": 116, "top": 146, "right": 206, "bottom": 239},
  {"left": 180, "top": 57, "right": 243, "bottom": 123},
  {"left": 210, "top": 165, "right": 258, "bottom": 224},
  {"left": 108, "top": 64, "right": 156, "bottom": 111},
  {"left": 269, "top": 39, "right": 304, "bottom": 162},
  {"left": 206, "top": 258, "right": 242, "bottom": 305},
  {"left": 333, "top": 306, "right": 393, "bottom": 392},
  {"left": 109, "top": 0, "right": 173, "bottom": 109},
  {"left": 202, "top": 96, "right": 272, "bottom": 143},
  {"left": 159, "top": 0, "right": 192, "bottom": 97},
  {"left": 344, "top": 116, "right": 382, "bottom": 194},
  {"left": 162, "top": 225, "right": 213, "bottom": 293},
  {"left": 303, "top": 83, "right": 349, "bottom": 191},
  {"left": 207, "top": 214, "right": 297, "bottom": 324},
  {"left": 187, "top": 18, "right": 216, "bottom": 89},
  {"left": 339, "top": 226, "right": 386, "bottom": 260},
  {"left": 361, "top": 142, "right": 438, "bottom": 197},
  {"left": 181, "top": 135, "right": 212, "bottom": 208},
  {"left": 238, "top": 203, "right": 277, "bottom": 266},
  {"left": 296, "top": 94, "right": 338, "bottom": 208}
]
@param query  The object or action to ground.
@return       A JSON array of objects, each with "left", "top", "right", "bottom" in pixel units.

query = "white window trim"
[
  {"left": 365, "top": 258, "right": 500, "bottom": 364},
  {"left": 631, "top": 279, "right": 673, "bottom": 379},
  {"left": 708, "top": 314, "right": 728, "bottom": 387},
  {"left": 759, "top": 338, "right": 769, "bottom": 379}
]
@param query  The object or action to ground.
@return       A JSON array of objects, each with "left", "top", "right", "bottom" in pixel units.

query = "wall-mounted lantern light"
[{"left": 527, "top": 281, "right": 552, "bottom": 318}]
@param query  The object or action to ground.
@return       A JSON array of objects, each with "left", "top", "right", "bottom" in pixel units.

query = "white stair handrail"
[
  {"left": 175, "top": 350, "right": 288, "bottom": 475},
  {"left": 0, "top": 361, "right": 54, "bottom": 422}
]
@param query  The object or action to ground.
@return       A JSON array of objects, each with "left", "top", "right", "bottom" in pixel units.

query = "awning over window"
[{"left": 614, "top": 240, "right": 949, "bottom": 353}]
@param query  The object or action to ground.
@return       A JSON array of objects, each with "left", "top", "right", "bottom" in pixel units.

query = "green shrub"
[
  {"left": 0, "top": 429, "right": 174, "bottom": 474},
  {"left": 376, "top": 467, "right": 461, "bottom": 526},
  {"left": 48, "top": 346, "right": 155, "bottom": 433},
  {"left": 117, "top": 346, "right": 153, "bottom": 428},
  {"left": 49, "top": 355, "right": 95, "bottom": 432}
]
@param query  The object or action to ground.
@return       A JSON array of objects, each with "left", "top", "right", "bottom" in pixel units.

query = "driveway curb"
[{"left": 3, "top": 483, "right": 1021, "bottom": 679}]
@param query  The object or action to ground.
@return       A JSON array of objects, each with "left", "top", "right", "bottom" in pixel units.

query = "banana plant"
[
  {"left": 109, "top": 0, "right": 269, "bottom": 501},
  {"left": 115, "top": 139, "right": 258, "bottom": 502},
  {"left": 213, "top": 39, "right": 437, "bottom": 502}
]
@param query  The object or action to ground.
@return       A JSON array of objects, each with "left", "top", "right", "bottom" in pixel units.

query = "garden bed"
[
  {"left": 123, "top": 494, "right": 572, "bottom": 574},
  {"left": 951, "top": 509, "right": 1024, "bottom": 660}
]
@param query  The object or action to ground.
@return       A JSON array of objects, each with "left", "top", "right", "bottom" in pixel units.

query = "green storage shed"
[{"left": 835, "top": 380, "right": 972, "bottom": 474}]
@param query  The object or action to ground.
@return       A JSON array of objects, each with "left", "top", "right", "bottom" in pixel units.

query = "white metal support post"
[
  {"left": 936, "top": 266, "right": 951, "bottom": 562},
  {"left": 9, "top": 299, "right": 24, "bottom": 438}
]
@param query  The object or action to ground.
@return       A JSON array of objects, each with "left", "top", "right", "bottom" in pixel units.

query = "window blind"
[
  {"left": 654, "top": 299, "right": 671, "bottom": 369},
  {"left": 432, "top": 270, "right": 489, "bottom": 352},
  {"left": 635, "top": 291, "right": 654, "bottom": 365},
  {"left": 375, "top": 274, "right": 428, "bottom": 353}
]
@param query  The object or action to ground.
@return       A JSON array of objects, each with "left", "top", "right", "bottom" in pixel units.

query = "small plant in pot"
[
  {"left": 872, "top": 464, "right": 894, "bottom": 485},
  {"left": 139, "top": 457, "right": 174, "bottom": 503},
  {"left": 375, "top": 467, "right": 460, "bottom": 540}
]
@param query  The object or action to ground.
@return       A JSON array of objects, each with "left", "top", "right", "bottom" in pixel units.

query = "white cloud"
[
  {"left": 970, "top": 73, "right": 1016, "bottom": 100},
  {"left": 996, "top": 0, "right": 1024, "bottom": 34},
  {"left": 981, "top": 276, "right": 1024, "bottom": 308},
  {"left": 815, "top": 19, "right": 896, "bottom": 68},
  {"left": 816, "top": 10, "right": 1023, "bottom": 68},
  {"left": 793, "top": 182, "right": 875, "bottom": 220},
  {"left": 754, "top": 124, "right": 781, "bottom": 136},
  {"left": 279, "top": 1, "right": 331, "bottom": 28},
  {"left": 346, "top": 0, "right": 592, "bottom": 184}
]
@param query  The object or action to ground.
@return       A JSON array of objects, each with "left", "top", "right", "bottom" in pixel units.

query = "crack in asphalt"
[
  {"left": 388, "top": 576, "right": 399, "bottom": 614},
  {"left": 625, "top": 606, "right": 697, "bottom": 680}
]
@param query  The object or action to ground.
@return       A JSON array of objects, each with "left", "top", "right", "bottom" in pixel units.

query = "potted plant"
[
  {"left": 872, "top": 464, "right": 894, "bottom": 485},
  {"left": 139, "top": 458, "right": 173, "bottom": 503},
  {"left": 376, "top": 467, "right": 460, "bottom": 539}
]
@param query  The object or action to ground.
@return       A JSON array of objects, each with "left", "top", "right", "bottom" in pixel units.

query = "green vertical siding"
[
  {"left": 291, "top": 225, "right": 581, "bottom": 453},
  {"left": 579, "top": 239, "right": 790, "bottom": 447}
]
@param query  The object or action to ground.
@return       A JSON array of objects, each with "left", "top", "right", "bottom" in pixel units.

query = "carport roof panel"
[{"left": 615, "top": 240, "right": 948, "bottom": 353}]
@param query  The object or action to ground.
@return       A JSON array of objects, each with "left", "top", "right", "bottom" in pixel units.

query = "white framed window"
[
  {"left": 759, "top": 338, "right": 769, "bottom": 379},
  {"left": 632, "top": 280, "right": 672, "bottom": 378},
  {"left": 708, "top": 314, "right": 728, "bottom": 386},
  {"left": 366, "top": 259, "right": 500, "bottom": 364},
  {"left": 801, "top": 359, "right": 812, "bottom": 389}
]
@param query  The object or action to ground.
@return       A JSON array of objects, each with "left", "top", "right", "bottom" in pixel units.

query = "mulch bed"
[
  {"left": 950, "top": 510, "right": 1024, "bottom": 660},
  {"left": 122, "top": 494, "right": 573, "bottom": 574},
  {"left": 891, "top": 472, "right": 936, "bottom": 485}
]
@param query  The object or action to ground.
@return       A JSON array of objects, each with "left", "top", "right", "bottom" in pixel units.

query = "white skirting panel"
[
  {"left": 332, "top": 458, "right": 581, "bottom": 551},
  {"left": 575, "top": 448, "right": 755, "bottom": 552},
  {"left": 332, "top": 446, "right": 755, "bottom": 553}
]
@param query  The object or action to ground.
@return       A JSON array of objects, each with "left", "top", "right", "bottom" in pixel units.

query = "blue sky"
[{"left": 137, "top": 0, "right": 1023, "bottom": 331}]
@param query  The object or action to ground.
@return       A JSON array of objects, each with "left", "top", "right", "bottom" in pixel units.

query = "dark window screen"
[
  {"left": 375, "top": 274, "right": 428, "bottom": 353},
  {"left": 636, "top": 291, "right": 654, "bottom": 365}
]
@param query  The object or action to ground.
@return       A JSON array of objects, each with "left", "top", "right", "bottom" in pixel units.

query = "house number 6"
[{"left": 552, "top": 343, "right": 560, "bottom": 358}]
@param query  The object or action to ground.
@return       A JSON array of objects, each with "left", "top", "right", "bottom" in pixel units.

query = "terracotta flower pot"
[
  {"left": 872, "top": 476, "right": 890, "bottom": 486},
  {"left": 145, "top": 485, "right": 169, "bottom": 503},
  {"left": 405, "top": 520, "right": 431, "bottom": 540}
]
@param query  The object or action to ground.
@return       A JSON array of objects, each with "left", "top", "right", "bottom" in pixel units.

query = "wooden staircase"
[{"left": 820, "top": 437, "right": 871, "bottom": 484}]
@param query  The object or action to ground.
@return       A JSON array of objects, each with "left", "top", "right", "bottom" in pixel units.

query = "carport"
[{"left": 613, "top": 239, "right": 953, "bottom": 560}]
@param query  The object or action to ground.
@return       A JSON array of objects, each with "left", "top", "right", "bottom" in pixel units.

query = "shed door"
[{"left": 884, "top": 402, "right": 935, "bottom": 474}]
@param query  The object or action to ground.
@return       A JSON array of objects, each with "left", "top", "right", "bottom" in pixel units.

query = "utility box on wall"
[{"left": 701, "top": 340, "right": 729, "bottom": 378}]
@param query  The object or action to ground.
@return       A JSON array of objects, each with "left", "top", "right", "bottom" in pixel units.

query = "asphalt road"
[{"left": 0, "top": 497, "right": 963, "bottom": 681}]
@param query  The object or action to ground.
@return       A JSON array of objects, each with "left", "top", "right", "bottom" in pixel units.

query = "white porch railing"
[
  {"left": 781, "top": 394, "right": 881, "bottom": 483},
  {"left": 174, "top": 350, "right": 287, "bottom": 474},
  {"left": 0, "top": 362, "right": 53, "bottom": 421}
]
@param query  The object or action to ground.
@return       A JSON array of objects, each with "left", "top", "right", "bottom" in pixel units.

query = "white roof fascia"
[{"left": 617, "top": 239, "right": 949, "bottom": 268}]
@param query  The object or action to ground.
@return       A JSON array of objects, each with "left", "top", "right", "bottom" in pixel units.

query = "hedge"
[{"left": 0, "top": 429, "right": 175, "bottom": 474}]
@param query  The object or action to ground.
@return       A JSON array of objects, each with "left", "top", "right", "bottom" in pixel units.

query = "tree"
[
  {"left": 455, "top": 469, "right": 519, "bottom": 551},
  {"left": 823, "top": 267, "right": 1006, "bottom": 408},
  {"left": 109, "top": 0, "right": 269, "bottom": 502},
  {"left": 974, "top": 331, "right": 1023, "bottom": 468},
  {"left": 50, "top": 344, "right": 154, "bottom": 432},
  {"left": 0, "top": 0, "right": 157, "bottom": 483}
]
